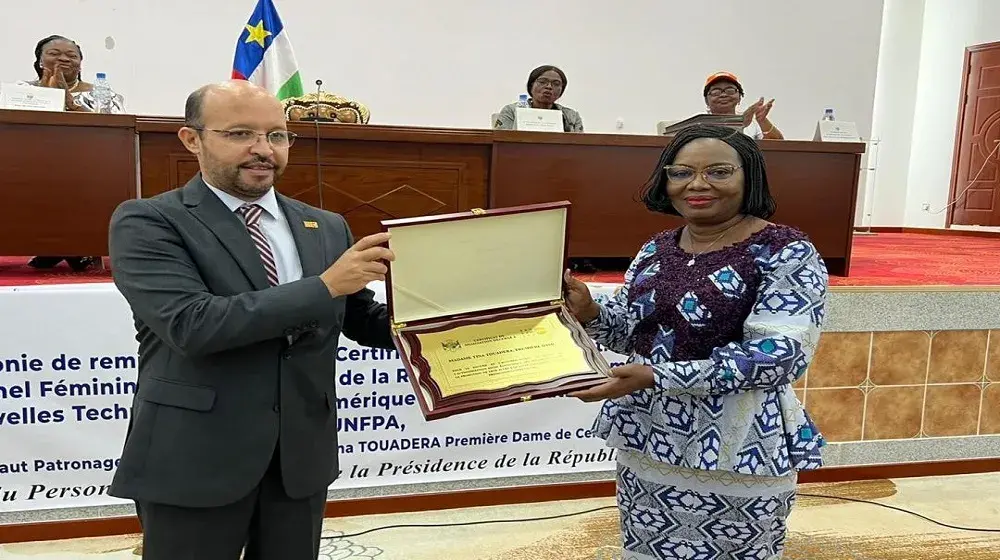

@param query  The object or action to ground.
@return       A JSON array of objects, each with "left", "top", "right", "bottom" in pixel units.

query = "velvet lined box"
[{"left": 381, "top": 202, "right": 610, "bottom": 420}]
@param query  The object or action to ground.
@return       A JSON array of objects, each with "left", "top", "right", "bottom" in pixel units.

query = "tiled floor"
[{"left": 1, "top": 472, "right": 998, "bottom": 559}]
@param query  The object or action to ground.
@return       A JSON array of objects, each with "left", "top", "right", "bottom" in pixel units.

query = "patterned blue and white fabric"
[
  {"left": 584, "top": 225, "right": 827, "bottom": 479},
  {"left": 617, "top": 450, "right": 796, "bottom": 560}
]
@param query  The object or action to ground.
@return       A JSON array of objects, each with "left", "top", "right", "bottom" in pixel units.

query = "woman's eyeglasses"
[
  {"left": 708, "top": 86, "right": 739, "bottom": 97},
  {"left": 664, "top": 164, "right": 741, "bottom": 184},
  {"left": 534, "top": 78, "right": 563, "bottom": 89}
]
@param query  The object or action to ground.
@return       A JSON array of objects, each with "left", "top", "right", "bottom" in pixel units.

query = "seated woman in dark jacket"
[{"left": 494, "top": 65, "right": 583, "bottom": 132}]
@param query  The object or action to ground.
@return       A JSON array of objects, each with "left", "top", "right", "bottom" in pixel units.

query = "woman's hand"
[
  {"left": 563, "top": 269, "right": 599, "bottom": 323},
  {"left": 40, "top": 63, "right": 68, "bottom": 89},
  {"left": 755, "top": 98, "right": 775, "bottom": 122},
  {"left": 39, "top": 66, "right": 55, "bottom": 88},
  {"left": 568, "top": 364, "right": 655, "bottom": 402},
  {"left": 741, "top": 98, "right": 763, "bottom": 127},
  {"left": 61, "top": 88, "right": 82, "bottom": 111},
  {"left": 39, "top": 63, "right": 82, "bottom": 111}
]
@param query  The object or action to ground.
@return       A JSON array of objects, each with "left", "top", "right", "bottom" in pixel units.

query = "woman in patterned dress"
[{"left": 564, "top": 124, "right": 827, "bottom": 560}]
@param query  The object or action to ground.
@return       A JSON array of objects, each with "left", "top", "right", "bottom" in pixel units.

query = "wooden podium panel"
[
  {"left": 1, "top": 112, "right": 862, "bottom": 277},
  {"left": 490, "top": 131, "right": 863, "bottom": 275},
  {"left": 136, "top": 119, "right": 491, "bottom": 239},
  {"left": 0, "top": 110, "right": 136, "bottom": 256}
]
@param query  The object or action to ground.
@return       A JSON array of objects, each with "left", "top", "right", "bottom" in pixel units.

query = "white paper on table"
[
  {"left": 515, "top": 107, "right": 563, "bottom": 132},
  {"left": 0, "top": 82, "right": 64, "bottom": 112}
]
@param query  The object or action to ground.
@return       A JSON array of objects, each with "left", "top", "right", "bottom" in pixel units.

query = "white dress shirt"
[{"left": 204, "top": 181, "right": 303, "bottom": 285}]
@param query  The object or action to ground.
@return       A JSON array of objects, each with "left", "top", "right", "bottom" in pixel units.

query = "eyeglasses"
[
  {"left": 534, "top": 78, "right": 563, "bottom": 89},
  {"left": 196, "top": 128, "right": 297, "bottom": 148},
  {"left": 664, "top": 164, "right": 741, "bottom": 184},
  {"left": 708, "top": 86, "right": 739, "bottom": 97}
]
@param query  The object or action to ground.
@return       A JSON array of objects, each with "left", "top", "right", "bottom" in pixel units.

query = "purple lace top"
[{"left": 631, "top": 224, "right": 800, "bottom": 360}]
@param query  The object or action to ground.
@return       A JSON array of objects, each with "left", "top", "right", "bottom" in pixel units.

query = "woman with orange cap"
[{"left": 704, "top": 72, "right": 783, "bottom": 140}]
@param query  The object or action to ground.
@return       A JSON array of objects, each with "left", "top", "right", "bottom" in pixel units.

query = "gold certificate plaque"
[
  {"left": 396, "top": 305, "right": 610, "bottom": 419},
  {"left": 414, "top": 312, "right": 593, "bottom": 398},
  {"left": 382, "top": 201, "right": 611, "bottom": 420}
]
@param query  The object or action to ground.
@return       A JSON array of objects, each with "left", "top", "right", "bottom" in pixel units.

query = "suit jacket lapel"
[
  {"left": 277, "top": 195, "right": 326, "bottom": 279},
  {"left": 182, "top": 176, "right": 271, "bottom": 291}
]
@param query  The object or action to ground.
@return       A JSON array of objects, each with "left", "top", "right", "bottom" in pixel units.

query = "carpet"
[
  {"left": 832, "top": 233, "right": 1000, "bottom": 286},
  {"left": 575, "top": 233, "right": 1000, "bottom": 287},
  {"left": 0, "top": 258, "right": 112, "bottom": 288},
  {"left": 2, "top": 233, "right": 999, "bottom": 288},
  {"left": 1, "top": 472, "right": 998, "bottom": 559}
]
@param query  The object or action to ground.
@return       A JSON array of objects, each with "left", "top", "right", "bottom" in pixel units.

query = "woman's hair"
[
  {"left": 638, "top": 124, "right": 776, "bottom": 218},
  {"left": 526, "top": 65, "right": 567, "bottom": 94},
  {"left": 33, "top": 35, "right": 83, "bottom": 79}
]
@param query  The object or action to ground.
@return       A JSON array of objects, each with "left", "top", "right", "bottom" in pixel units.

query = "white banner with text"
[{"left": 0, "top": 282, "right": 626, "bottom": 513}]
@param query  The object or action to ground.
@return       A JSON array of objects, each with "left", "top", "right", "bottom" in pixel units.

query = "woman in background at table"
[
  {"left": 564, "top": 124, "right": 825, "bottom": 559},
  {"left": 494, "top": 65, "right": 584, "bottom": 132},
  {"left": 20, "top": 35, "right": 123, "bottom": 270},
  {"left": 704, "top": 71, "right": 783, "bottom": 140},
  {"left": 20, "top": 34, "right": 125, "bottom": 114}
]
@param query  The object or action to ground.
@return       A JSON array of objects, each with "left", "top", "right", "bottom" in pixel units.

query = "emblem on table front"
[{"left": 442, "top": 339, "right": 462, "bottom": 352}]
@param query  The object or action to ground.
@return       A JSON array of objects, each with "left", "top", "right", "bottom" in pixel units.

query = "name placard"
[
  {"left": 814, "top": 120, "right": 861, "bottom": 142},
  {"left": 515, "top": 107, "right": 562, "bottom": 132},
  {"left": 0, "top": 83, "right": 64, "bottom": 112}
]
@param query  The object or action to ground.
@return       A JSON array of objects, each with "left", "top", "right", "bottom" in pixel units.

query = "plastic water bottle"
[
  {"left": 822, "top": 108, "right": 835, "bottom": 121},
  {"left": 92, "top": 73, "right": 113, "bottom": 114},
  {"left": 517, "top": 94, "right": 529, "bottom": 108}
]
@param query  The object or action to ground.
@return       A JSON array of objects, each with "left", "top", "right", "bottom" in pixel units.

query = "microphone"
[
  {"left": 313, "top": 78, "right": 324, "bottom": 209},
  {"left": 313, "top": 79, "right": 323, "bottom": 116}
]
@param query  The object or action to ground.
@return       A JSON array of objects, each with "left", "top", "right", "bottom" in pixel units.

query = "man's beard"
[{"left": 205, "top": 155, "right": 283, "bottom": 199}]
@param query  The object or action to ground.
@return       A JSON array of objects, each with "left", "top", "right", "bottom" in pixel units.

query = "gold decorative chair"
[{"left": 282, "top": 91, "right": 370, "bottom": 124}]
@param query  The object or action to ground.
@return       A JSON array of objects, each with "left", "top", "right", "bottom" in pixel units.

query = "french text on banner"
[{"left": 0, "top": 282, "right": 626, "bottom": 513}]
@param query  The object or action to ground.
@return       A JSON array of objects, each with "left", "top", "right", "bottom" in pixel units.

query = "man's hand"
[
  {"left": 320, "top": 232, "right": 394, "bottom": 297},
  {"left": 568, "top": 364, "right": 654, "bottom": 402}
]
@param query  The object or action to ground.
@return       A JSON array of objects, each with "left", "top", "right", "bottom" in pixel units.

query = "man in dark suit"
[{"left": 107, "top": 80, "right": 396, "bottom": 560}]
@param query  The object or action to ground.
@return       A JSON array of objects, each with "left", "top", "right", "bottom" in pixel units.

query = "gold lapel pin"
[{"left": 303, "top": 221, "right": 319, "bottom": 229}]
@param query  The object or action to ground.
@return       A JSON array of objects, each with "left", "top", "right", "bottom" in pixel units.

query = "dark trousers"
[{"left": 135, "top": 446, "right": 327, "bottom": 560}]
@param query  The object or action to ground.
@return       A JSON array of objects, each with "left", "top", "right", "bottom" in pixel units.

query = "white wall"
[
  {"left": 1, "top": 0, "right": 883, "bottom": 140},
  {"left": 904, "top": 0, "right": 980, "bottom": 228},
  {"left": 868, "top": 0, "right": 1000, "bottom": 228},
  {"left": 866, "top": 0, "right": 926, "bottom": 227}
]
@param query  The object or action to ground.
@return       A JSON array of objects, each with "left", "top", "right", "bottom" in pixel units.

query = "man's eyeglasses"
[
  {"left": 195, "top": 128, "right": 297, "bottom": 148},
  {"left": 664, "top": 164, "right": 741, "bottom": 184}
]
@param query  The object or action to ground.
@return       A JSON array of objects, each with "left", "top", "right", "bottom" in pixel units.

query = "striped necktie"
[{"left": 235, "top": 204, "right": 279, "bottom": 286}]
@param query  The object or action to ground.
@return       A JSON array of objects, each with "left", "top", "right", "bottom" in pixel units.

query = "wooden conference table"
[{"left": 0, "top": 110, "right": 864, "bottom": 275}]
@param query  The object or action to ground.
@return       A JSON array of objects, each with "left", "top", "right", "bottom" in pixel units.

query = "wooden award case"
[{"left": 381, "top": 201, "right": 610, "bottom": 421}]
